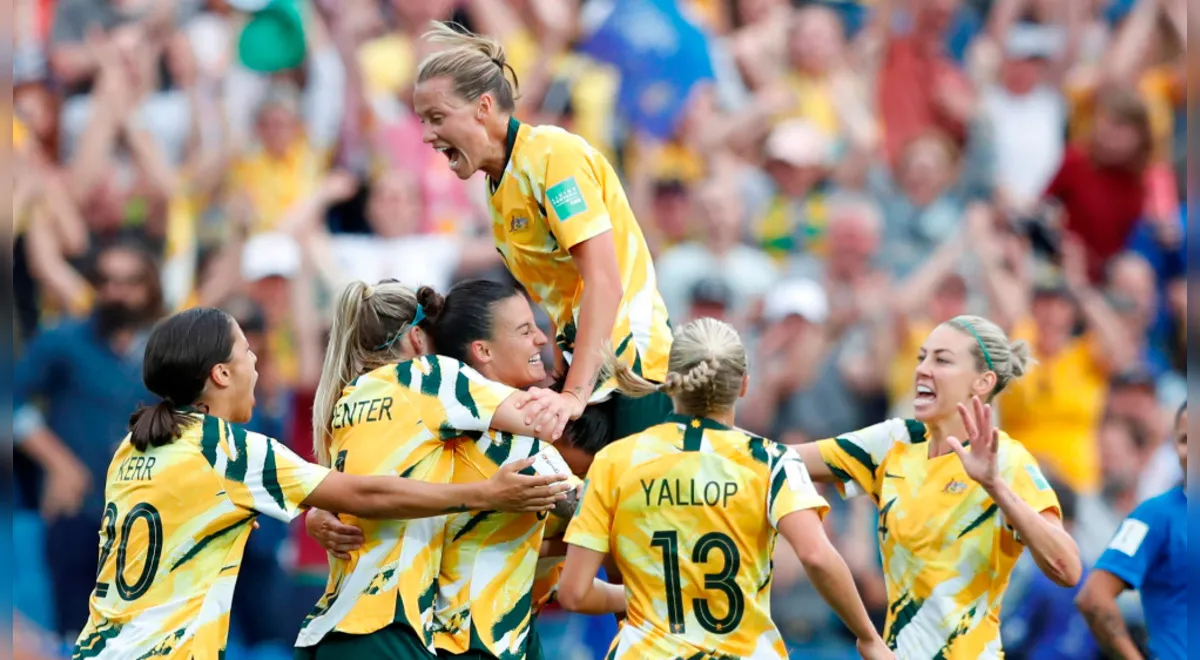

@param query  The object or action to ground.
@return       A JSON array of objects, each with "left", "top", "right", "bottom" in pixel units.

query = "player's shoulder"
[
  {"left": 835, "top": 418, "right": 926, "bottom": 451},
  {"left": 1130, "top": 485, "right": 1185, "bottom": 522},
  {"left": 995, "top": 429, "right": 1039, "bottom": 469},
  {"left": 521, "top": 123, "right": 597, "bottom": 163},
  {"left": 591, "top": 431, "right": 641, "bottom": 465},
  {"left": 709, "top": 425, "right": 785, "bottom": 462},
  {"left": 371, "top": 355, "right": 472, "bottom": 390},
  {"left": 523, "top": 122, "right": 589, "bottom": 149}
]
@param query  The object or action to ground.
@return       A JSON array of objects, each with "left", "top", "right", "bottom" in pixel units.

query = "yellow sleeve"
[
  {"left": 401, "top": 356, "right": 518, "bottom": 440},
  {"left": 539, "top": 140, "right": 614, "bottom": 251},
  {"left": 1005, "top": 443, "right": 1062, "bottom": 522},
  {"left": 815, "top": 418, "right": 913, "bottom": 500},
  {"left": 210, "top": 422, "right": 331, "bottom": 523},
  {"left": 768, "top": 445, "right": 830, "bottom": 528},
  {"left": 563, "top": 450, "right": 617, "bottom": 554}
]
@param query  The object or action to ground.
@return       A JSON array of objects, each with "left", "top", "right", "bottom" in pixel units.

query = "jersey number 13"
[{"left": 651, "top": 530, "right": 745, "bottom": 635}]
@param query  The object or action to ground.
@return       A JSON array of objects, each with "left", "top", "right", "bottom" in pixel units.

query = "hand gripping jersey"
[
  {"left": 564, "top": 415, "right": 828, "bottom": 659},
  {"left": 434, "top": 433, "right": 580, "bottom": 659},
  {"left": 488, "top": 117, "right": 672, "bottom": 391},
  {"left": 817, "top": 418, "right": 1062, "bottom": 659},
  {"left": 295, "top": 356, "right": 518, "bottom": 652},
  {"left": 72, "top": 415, "right": 330, "bottom": 659}
]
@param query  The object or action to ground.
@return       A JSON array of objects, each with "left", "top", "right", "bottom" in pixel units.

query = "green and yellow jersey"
[
  {"left": 434, "top": 433, "right": 579, "bottom": 659},
  {"left": 530, "top": 514, "right": 572, "bottom": 614},
  {"left": 564, "top": 415, "right": 828, "bottom": 659},
  {"left": 488, "top": 118, "right": 672, "bottom": 392},
  {"left": 817, "top": 418, "right": 1062, "bottom": 659},
  {"left": 73, "top": 415, "right": 330, "bottom": 659},
  {"left": 295, "top": 356, "right": 518, "bottom": 652}
]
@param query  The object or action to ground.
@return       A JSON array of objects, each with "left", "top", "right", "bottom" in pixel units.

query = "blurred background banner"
[{"left": 579, "top": 0, "right": 714, "bottom": 139}]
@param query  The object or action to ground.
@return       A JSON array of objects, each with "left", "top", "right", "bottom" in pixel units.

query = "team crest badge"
[
  {"left": 510, "top": 216, "right": 529, "bottom": 231},
  {"left": 943, "top": 479, "right": 967, "bottom": 495}
]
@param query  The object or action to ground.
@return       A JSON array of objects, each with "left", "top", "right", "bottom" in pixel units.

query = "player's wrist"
[
  {"left": 979, "top": 473, "right": 1007, "bottom": 499},
  {"left": 466, "top": 481, "right": 494, "bottom": 510},
  {"left": 562, "top": 389, "right": 587, "bottom": 414}
]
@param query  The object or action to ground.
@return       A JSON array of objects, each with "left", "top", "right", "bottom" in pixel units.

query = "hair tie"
[
  {"left": 953, "top": 320, "right": 995, "bottom": 372},
  {"left": 374, "top": 303, "right": 426, "bottom": 351},
  {"left": 492, "top": 57, "right": 504, "bottom": 68}
]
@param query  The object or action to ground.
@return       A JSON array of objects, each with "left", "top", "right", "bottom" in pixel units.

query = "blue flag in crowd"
[{"left": 579, "top": 0, "right": 715, "bottom": 139}]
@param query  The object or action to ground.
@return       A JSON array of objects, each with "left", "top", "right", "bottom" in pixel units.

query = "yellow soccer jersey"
[
  {"left": 564, "top": 415, "right": 829, "bottom": 659},
  {"left": 434, "top": 433, "right": 579, "bottom": 658},
  {"left": 529, "top": 513, "right": 573, "bottom": 613},
  {"left": 295, "top": 356, "right": 518, "bottom": 651},
  {"left": 817, "top": 418, "right": 1062, "bottom": 659},
  {"left": 488, "top": 117, "right": 672, "bottom": 389},
  {"left": 72, "top": 415, "right": 329, "bottom": 660}
]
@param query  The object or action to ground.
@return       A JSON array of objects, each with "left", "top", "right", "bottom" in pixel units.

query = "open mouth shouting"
[
  {"left": 914, "top": 383, "right": 936, "bottom": 408},
  {"left": 435, "top": 144, "right": 463, "bottom": 171}
]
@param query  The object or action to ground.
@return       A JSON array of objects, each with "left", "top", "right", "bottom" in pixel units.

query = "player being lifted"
[
  {"left": 413, "top": 22, "right": 675, "bottom": 442},
  {"left": 792, "top": 316, "right": 1082, "bottom": 658},
  {"left": 559, "top": 317, "right": 893, "bottom": 660},
  {"left": 71, "top": 308, "right": 565, "bottom": 660}
]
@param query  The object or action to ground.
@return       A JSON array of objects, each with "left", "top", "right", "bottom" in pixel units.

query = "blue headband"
[{"left": 375, "top": 303, "right": 426, "bottom": 351}]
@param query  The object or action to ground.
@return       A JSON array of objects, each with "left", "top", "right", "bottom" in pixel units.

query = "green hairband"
[{"left": 953, "top": 320, "right": 995, "bottom": 372}]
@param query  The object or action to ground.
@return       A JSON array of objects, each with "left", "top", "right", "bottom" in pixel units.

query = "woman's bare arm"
[{"left": 303, "top": 457, "right": 570, "bottom": 519}]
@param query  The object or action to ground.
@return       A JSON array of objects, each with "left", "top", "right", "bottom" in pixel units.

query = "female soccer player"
[
  {"left": 558, "top": 317, "right": 893, "bottom": 660},
  {"left": 70, "top": 307, "right": 567, "bottom": 660},
  {"left": 307, "top": 279, "right": 620, "bottom": 660},
  {"left": 1076, "top": 402, "right": 1187, "bottom": 660},
  {"left": 792, "top": 316, "right": 1083, "bottom": 658},
  {"left": 294, "top": 280, "right": 576, "bottom": 659},
  {"left": 413, "top": 22, "right": 675, "bottom": 442}
]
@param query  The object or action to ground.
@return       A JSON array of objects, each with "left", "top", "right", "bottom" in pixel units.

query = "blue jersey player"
[{"left": 1076, "top": 402, "right": 1187, "bottom": 660}]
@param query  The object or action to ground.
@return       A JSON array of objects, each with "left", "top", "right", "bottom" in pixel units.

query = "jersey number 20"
[
  {"left": 651, "top": 530, "right": 745, "bottom": 635},
  {"left": 97, "top": 502, "right": 164, "bottom": 601}
]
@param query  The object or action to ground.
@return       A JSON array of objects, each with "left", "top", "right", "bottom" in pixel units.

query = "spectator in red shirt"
[
  {"left": 877, "top": 0, "right": 975, "bottom": 166},
  {"left": 1044, "top": 87, "right": 1152, "bottom": 282}
]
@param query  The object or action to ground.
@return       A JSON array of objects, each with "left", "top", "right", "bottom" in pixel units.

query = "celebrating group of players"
[{"left": 70, "top": 22, "right": 1184, "bottom": 660}]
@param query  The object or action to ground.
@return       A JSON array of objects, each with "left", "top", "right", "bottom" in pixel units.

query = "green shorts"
[
  {"left": 295, "top": 623, "right": 435, "bottom": 660},
  {"left": 611, "top": 389, "right": 674, "bottom": 440},
  {"left": 433, "top": 618, "right": 545, "bottom": 660}
]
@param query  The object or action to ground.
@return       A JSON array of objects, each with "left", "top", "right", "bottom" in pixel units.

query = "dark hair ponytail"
[
  {"left": 128, "top": 402, "right": 189, "bottom": 452},
  {"left": 423, "top": 279, "right": 522, "bottom": 362},
  {"left": 129, "top": 307, "right": 238, "bottom": 451},
  {"left": 416, "top": 285, "right": 446, "bottom": 326}
]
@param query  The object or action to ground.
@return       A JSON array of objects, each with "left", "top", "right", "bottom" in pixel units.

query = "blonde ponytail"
[
  {"left": 417, "top": 21, "right": 520, "bottom": 111},
  {"left": 312, "top": 280, "right": 423, "bottom": 465},
  {"left": 945, "top": 315, "right": 1039, "bottom": 400},
  {"left": 606, "top": 318, "right": 747, "bottom": 418}
]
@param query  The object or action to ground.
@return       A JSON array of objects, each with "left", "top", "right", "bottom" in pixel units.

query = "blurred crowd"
[{"left": 11, "top": 0, "right": 1188, "bottom": 658}]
